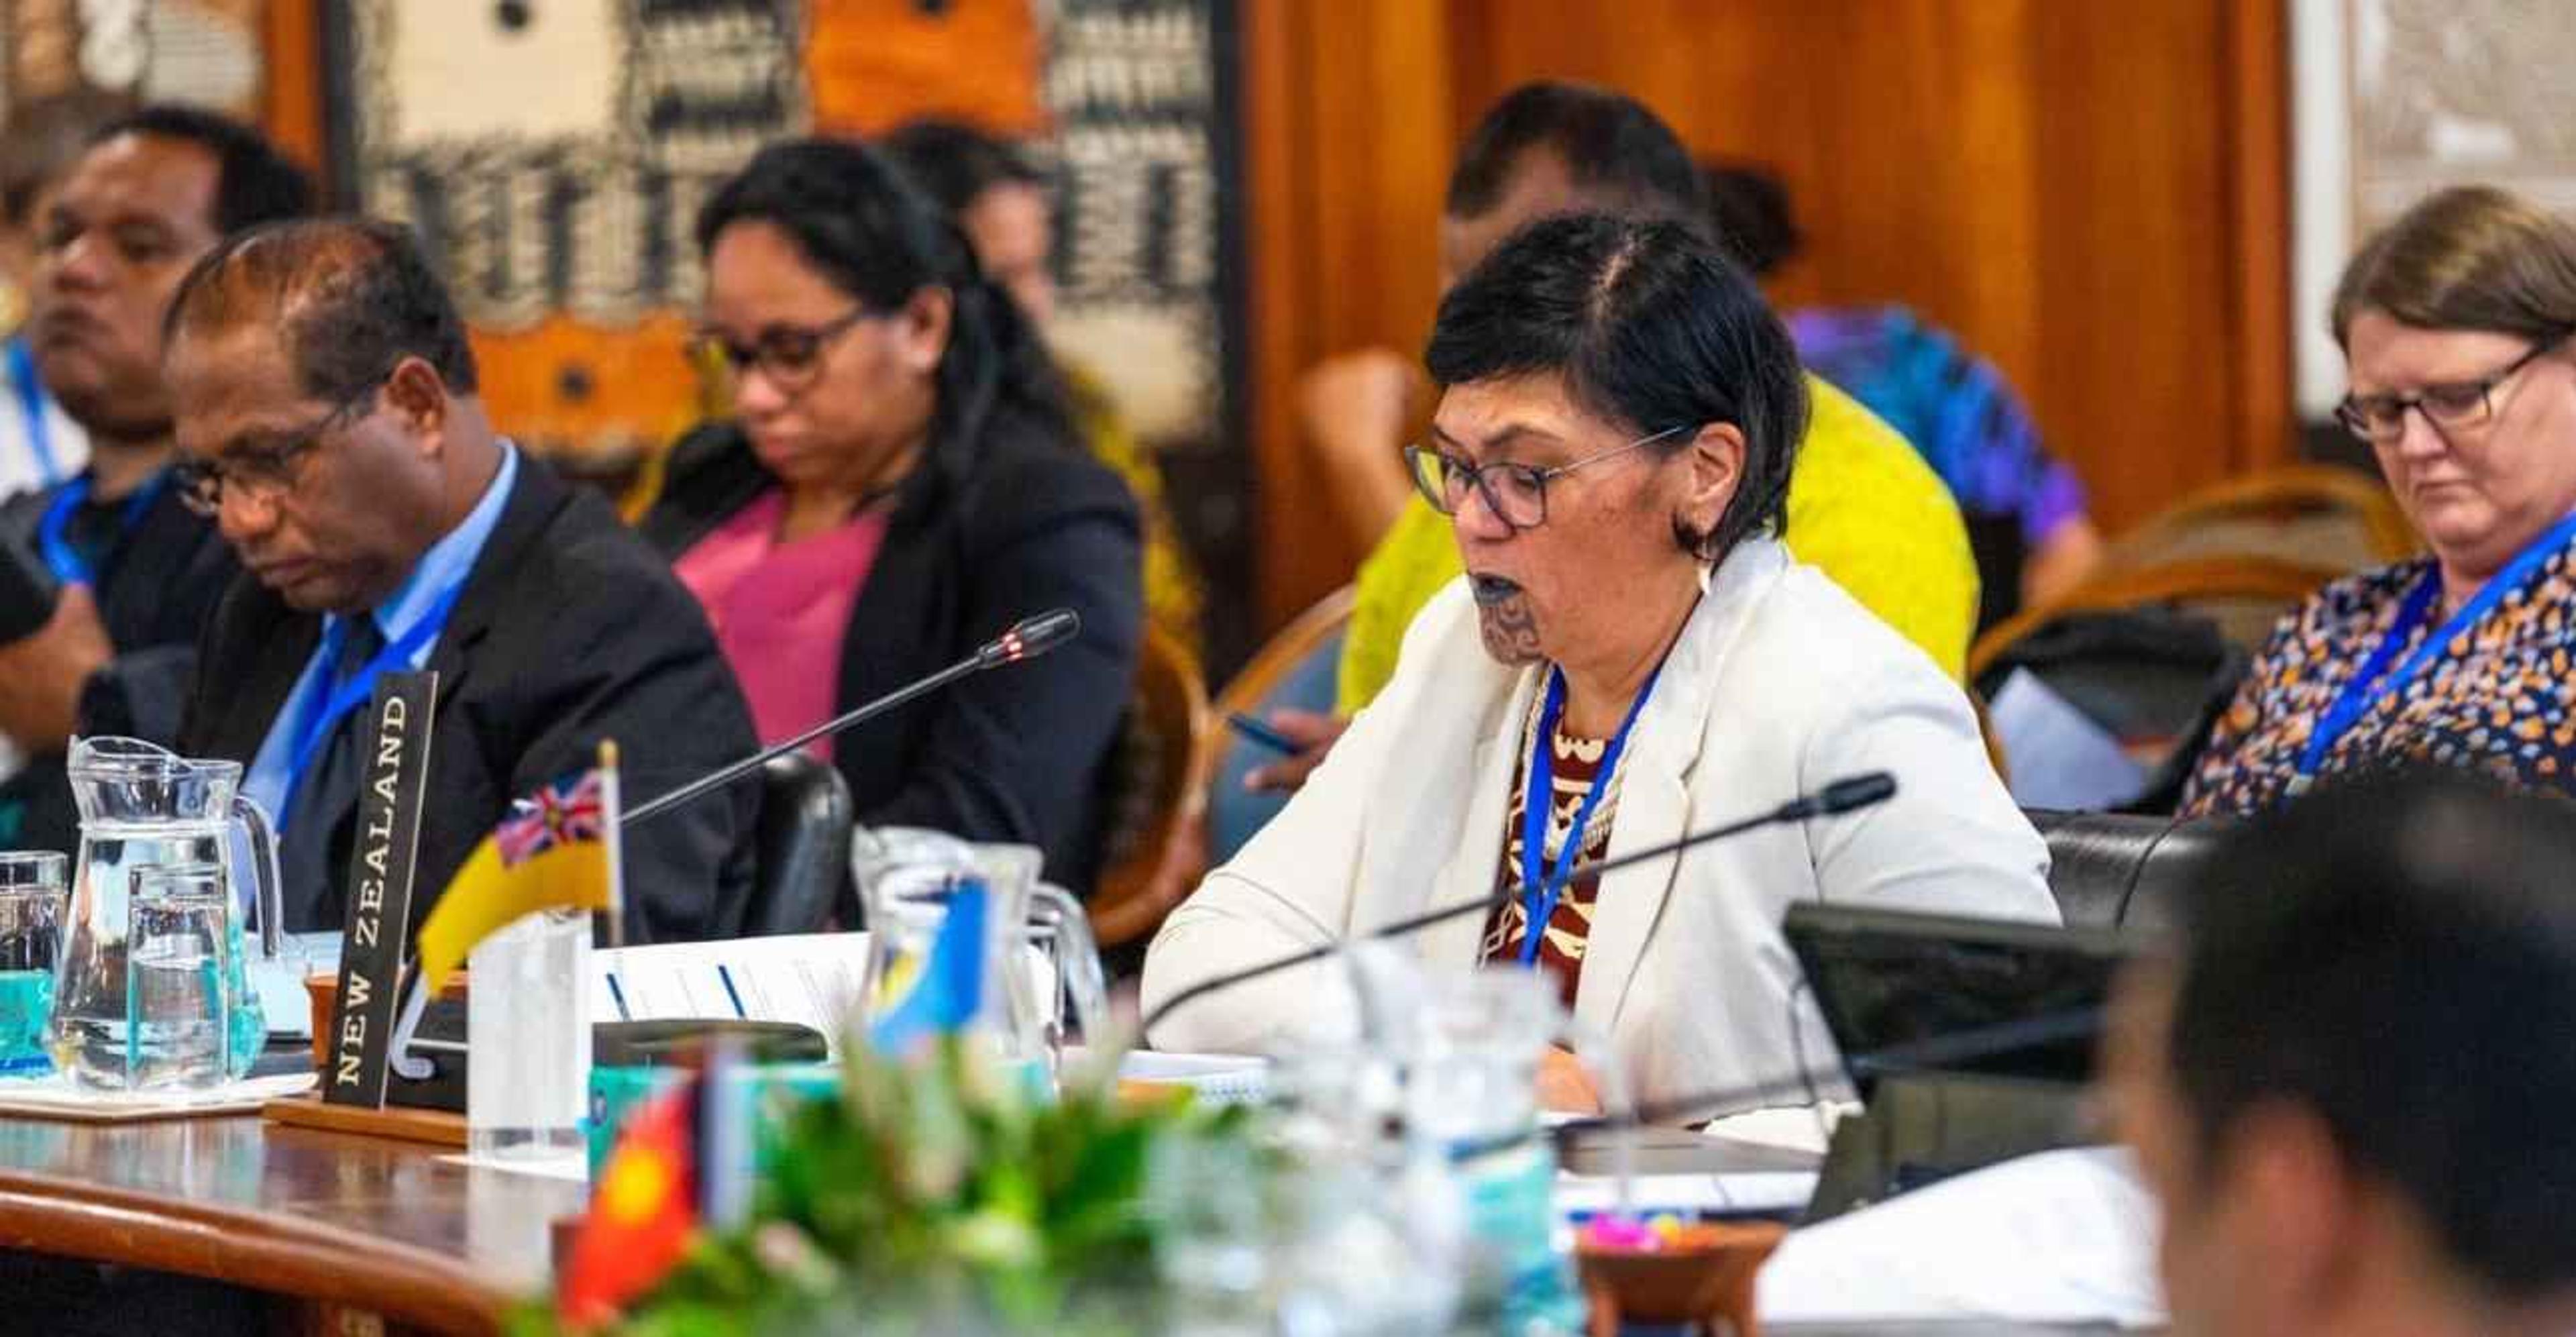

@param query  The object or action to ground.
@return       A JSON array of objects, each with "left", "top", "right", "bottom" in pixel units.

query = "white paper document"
[
  {"left": 590, "top": 932, "right": 874, "bottom": 1052},
  {"left": 1116, "top": 1049, "right": 1271, "bottom": 1104},
  {"left": 1756, "top": 1145, "right": 2167, "bottom": 1329},
  {"left": 1555, "top": 1167, "right": 1821, "bottom": 1219},
  {"left": 256, "top": 930, "right": 347, "bottom": 1040},
  {"left": 439, "top": 1148, "right": 590, "bottom": 1182},
  {"left": 1990, "top": 668, "right": 2150, "bottom": 811},
  {"left": 0, "top": 1070, "right": 317, "bottom": 1120}
]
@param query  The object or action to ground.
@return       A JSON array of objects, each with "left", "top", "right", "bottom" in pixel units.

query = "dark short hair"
[
  {"left": 696, "top": 136, "right": 1073, "bottom": 480},
  {"left": 1446, "top": 82, "right": 1709, "bottom": 233},
  {"left": 167, "top": 218, "right": 478, "bottom": 400},
  {"left": 1699, "top": 160, "right": 1801, "bottom": 280},
  {"left": 877, "top": 119, "right": 1046, "bottom": 218},
  {"left": 96, "top": 103, "right": 313, "bottom": 234},
  {"left": 2173, "top": 769, "right": 2576, "bottom": 1301},
  {"left": 1424, "top": 212, "right": 1807, "bottom": 559},
  {"left": 0, "top": 88, "right": 133, "bottom": 225}
]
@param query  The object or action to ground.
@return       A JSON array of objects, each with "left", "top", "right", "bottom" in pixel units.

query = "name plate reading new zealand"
[{"left": 325, "top": 670, "right": 439, "bottom": 1108}]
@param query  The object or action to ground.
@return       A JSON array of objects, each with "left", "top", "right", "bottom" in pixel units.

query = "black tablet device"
[{"left": 1783, "top": 902, "right": 2139, "bottom": 1098}]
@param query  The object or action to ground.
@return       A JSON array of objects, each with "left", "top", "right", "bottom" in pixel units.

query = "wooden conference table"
[
  {"left": 0, "top": 1111, "right": 581, "bottom": 1332},
  {"left": 0, "top": 1110, "right": 2138, "bottom": 1336}
]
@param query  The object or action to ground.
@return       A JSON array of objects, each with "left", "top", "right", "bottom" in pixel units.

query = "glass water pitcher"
[
  {"left": 851, "top": 828, "right": 1108, "bottom": 1087},
  {"left": 50, "top": 737, "right": 285, "bottom": 1088}
]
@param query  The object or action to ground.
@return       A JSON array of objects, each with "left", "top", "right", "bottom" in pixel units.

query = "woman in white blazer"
[{"left": 1141, "top": 213, "right": 2056, "bottom": 1117}]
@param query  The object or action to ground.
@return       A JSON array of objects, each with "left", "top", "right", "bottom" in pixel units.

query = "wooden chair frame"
[
  {"left": 1089, "top": 585, "right": 1357, "bottom": 948},
  {"left": 1969, "top": 553, "right": 2351, "bottom": 683},
  {"left": 1089, "top": 626, "right": 1213, "bottom": 948},
  {"left": 2098, "top": 463, "right": 2418, "bottom": 576}
]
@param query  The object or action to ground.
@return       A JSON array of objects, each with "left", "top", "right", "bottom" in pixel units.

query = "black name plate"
[{"left": 324, "top": 670, "right": 438, "bottom": 1108}]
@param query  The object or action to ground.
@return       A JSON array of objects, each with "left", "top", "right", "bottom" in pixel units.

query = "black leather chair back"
[
  {"left": 2026, "top": 809, "right": 2224, "bottom": 932},
  {"left": 743, "top": 751, "right": 853, "bottom": 936}
]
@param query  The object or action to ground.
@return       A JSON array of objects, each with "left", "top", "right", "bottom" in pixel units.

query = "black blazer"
[
  {"left": 639, "top": 412, "right": 1144, "bottom": 895},
  {"left": 0, "top": 474, "right": 236, "bottom": 854},
  {"left": 179, "top": 455, "right": 761, "bottom": 943}
]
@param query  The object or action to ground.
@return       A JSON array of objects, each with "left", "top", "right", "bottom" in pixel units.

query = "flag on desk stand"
[
  {"left": 558, "top": 881, "right": 991, "bottom": 1321},
  {"left": 560, "top": 1075, "right": 699, "bottom": 1325},
  {"left": 388, "top": 745, "right": 625, "bottom": 1069},
  {"left": 560, "top": 1036, "right": 762, "bottom": 1322}
]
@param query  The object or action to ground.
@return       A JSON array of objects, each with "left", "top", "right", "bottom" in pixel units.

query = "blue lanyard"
[
  {"left": 272, "top": 578, "right": 468, "bottom": 833},
  {"left": 7, "top": 338, "right": 55, "bottom": 486},
  {"left": 36, "top": 472, "right": 167, "bottom": 586},
  {"left": 1517, "top": 664, "right": 1660, "bottom": 966},
  {"left": 2298, "top": 508, "right": 2576, "bottom": 782}
]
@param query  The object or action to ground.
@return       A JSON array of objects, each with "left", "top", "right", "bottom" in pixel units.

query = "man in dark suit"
[
  {"left": 0, "top": 105, "right": 310, "bottom": 853},
  {"left": 167, "top": 218, "right": 759, "bottom": 943}
]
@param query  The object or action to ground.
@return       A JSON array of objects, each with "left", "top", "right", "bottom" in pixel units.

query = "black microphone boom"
[
  {"left": 1493, "top": 1003, "right": 2108, "bottom": 1160},
  {"left": 626, "top": 608, "right": 1082, "bottom": 825},
  {"left": 1138, "top": 771, "right": 1896, "bottom": 1036}
]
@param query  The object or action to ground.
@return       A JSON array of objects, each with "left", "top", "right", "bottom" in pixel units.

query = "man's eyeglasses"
[
  {"left": 173, "top": 381, "right": 382, "bottom": 519},
  {"left": 1403, "top": 423, "right": 1690, "bottom": 531},
  {"left": 687, "top": 309, "right": 873, "bottom": 396},
  {"left": 2334, "top": 333, "right": 2569, "bottom": 444}
]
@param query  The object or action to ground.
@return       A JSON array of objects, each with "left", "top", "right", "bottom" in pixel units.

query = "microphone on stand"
[
  {"left": 627, "top": 608, "right": 1082, "bottom": 825},
  {"left": 1374, "top": 1002, "right": 2108, "bottom": 1165},
  {"left": 1532, "top": 1003, "right": 2108, "bottom": 1155},
  {"left": 1138, "top": 771, "right": 1899, "bottom": 1038}
]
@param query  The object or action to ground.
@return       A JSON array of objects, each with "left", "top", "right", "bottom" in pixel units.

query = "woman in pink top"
[{"left": 640, "top": 138, "right": 1144, "bottom": 906}]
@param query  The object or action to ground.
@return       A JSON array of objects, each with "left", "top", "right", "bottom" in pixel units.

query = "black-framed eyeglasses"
[
  {"left": 1402, "top": 423, "right": 1690, "bottom": 531},
  {"left": 2334, "top": 332, "right": 2569, "bottom": 444},
  {"left": 174, "top": 380, "right": 384, "bottom": 519},
  {"left": 687, "top": 308, "right": 874, "bottom": 396}
]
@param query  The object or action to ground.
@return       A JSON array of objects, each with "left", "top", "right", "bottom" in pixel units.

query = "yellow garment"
[
  {"left": 1336, "top": 376, "right": 1976, "bottom": 712},
  {"left": 1068, "top": 363, "right": 1208, "bottom": 657},
  {"left": 412, "top": 814, "right": 611, "bottom": 998}
]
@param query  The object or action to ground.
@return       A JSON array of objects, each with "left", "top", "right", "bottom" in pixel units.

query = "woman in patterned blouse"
[{"left": 2183, "top": 186, "right": 2576, "bottom": 817}]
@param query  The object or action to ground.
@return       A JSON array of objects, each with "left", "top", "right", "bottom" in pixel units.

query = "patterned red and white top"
[{"left": 1479, "top": 701, "right": 1621, "bottom": 1010}]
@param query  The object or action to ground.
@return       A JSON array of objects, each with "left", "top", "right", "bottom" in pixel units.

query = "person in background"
[
  {"left": 878, "top": 118, "right": 1205, "bottom": 657},
  {"left": 0, "top": 90, "right": 129, "bottom": 498},
  {"left": 168, "top": 219, "right": 759, "bottom": 939},
  {"left": 2181, "top": 186, "right": 2576, "bottom": 818},
  {"left": 0, "top": 105, "right": 309, "bottom": 853},
  {"left": 1146, "top": 215, "right": 2053, "bottom": 1115},
  {"left": 2114, "top": 769, "right": 2576, "bottom": 1337},
  {"left": 641, "top": 138, "right": 1143, "bottom": 896},
  {"left": 1265, "top": 81, "right": 1978, "bottom": 790},
  {"left": 1702, "top": 162, "right": 2102, "bottom": 625}
]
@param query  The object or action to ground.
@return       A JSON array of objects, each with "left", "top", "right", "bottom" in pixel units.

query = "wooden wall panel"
[
  {"left": 259, "top": 0, "right": 328, "bottom": 180},
  {"left": 1245, "top": 0, "right": 2293, "bottom": 626},
  {"left": 1238, "top": 0, "right": 1454, "bottom": 627}
]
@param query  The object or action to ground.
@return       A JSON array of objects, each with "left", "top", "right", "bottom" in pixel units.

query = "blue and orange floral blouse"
[{"left": 2180, "top": 541, "right": 2576, "bottom": 818}]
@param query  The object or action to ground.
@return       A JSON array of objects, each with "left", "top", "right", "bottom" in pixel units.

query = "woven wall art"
[
  {"left": 332, "top": 0, "right": 1237, "bottom": 458},
  {"left": 1, "top": 0, "right": 264, "bottom": 120}
]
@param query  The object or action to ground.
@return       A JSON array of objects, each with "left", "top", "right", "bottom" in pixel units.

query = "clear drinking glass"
[
  {"left": 0, "top": 853, "right": 68, "bottom": 1076},
  {"left": 123, "top": 863, "right": 231, "bottom": 1090},
  {"left": 468, "top": 906, "right": 589, "bottom": 1164}
]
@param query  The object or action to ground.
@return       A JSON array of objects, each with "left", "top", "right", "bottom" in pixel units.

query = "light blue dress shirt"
[{"left": 242, "top": 443, "right": 521, "bottom": 835}]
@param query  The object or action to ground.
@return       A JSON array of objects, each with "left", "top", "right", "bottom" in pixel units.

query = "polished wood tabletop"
[
  {"left": 0, "top": 1110, "right": 2145, "bottom": 1336},
  {"left": 0, "top": 1112, "right": 586, "bottom": 1332}
]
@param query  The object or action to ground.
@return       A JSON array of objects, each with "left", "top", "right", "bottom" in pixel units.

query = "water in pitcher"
[
  {"left": 52, "top": 820, "right": 239, "bottom": 1087},
  {"left": 53, "top": 738, "right": 282, "bottom": 1091}
]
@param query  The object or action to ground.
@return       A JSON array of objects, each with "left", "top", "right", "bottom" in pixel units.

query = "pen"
[{"left": 1226, "top": 712, "right": 1301, "bottom": 755}]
